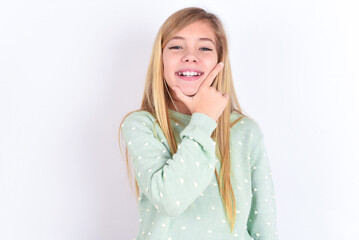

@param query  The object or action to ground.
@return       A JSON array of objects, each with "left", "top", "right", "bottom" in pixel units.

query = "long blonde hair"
[{"left": 119, "top": 7, "right": 248, "bottom": 232}]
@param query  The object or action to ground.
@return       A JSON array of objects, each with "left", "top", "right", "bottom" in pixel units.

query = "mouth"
[{"left": 175, "top": 70, "right": 204, "bottom": 81}]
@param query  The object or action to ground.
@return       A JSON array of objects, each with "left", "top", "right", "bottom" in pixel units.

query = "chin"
[
  {"left": 181, "top": 87, "right": 198, "bottom": 97},
  {"left": 184, "top": 91, "right": 197, "bottom": 97}
]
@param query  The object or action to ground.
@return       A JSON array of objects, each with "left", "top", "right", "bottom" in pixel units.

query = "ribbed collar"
[
  {"left": 168, "top": 108, "right": 242, "bottom": 125},
  {"left": 168, "top": 108, "right": 192, "bottom": 126}
]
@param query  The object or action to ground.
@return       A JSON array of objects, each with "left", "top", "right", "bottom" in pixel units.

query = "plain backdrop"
[{"left": 1, "top": 0, "right": 358, "bottom": 239}]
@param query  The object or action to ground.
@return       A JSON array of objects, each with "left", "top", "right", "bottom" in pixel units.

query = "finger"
[{"left": 201, "top": 62, "right": 224, "bottom": 88}]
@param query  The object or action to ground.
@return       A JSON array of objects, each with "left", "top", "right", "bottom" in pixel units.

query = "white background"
[{"left": 1, "top": 0, "right": 358, "bottom": 239}]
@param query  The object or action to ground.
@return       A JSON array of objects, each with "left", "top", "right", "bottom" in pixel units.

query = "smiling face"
[{"left": 162, "top": 20, "right": 218, "bottom": 98}]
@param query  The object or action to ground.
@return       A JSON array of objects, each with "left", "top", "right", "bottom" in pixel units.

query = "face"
[{"left": 162, "top": 20, "right": 218, "bottom": 97}]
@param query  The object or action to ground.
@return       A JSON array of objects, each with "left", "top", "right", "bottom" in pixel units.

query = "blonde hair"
[{"left": 119, "top": 7, "right": 248, "bottom": 232}]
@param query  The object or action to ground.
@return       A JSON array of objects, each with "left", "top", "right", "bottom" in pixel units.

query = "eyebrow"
[{"left": 169, "top": 36, "right": 215, "bottom": 45}]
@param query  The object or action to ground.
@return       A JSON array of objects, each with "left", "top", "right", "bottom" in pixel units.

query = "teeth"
[{"left": 178, "top": 71, "right": 202, "bottom": 77}]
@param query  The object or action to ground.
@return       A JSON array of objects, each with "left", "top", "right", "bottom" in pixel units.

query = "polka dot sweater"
[{"left": 121, "top": 108, "right": 278, "bottom": 240}]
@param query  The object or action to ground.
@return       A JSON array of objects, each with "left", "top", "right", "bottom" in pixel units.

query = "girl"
[{"left": 119, "top": 7, "right": 278, "bottom": 240}]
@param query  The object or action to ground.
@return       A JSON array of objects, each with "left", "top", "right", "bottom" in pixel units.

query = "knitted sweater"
[{"left": 121, "top": 108, "right": 278, "bottom": 240}]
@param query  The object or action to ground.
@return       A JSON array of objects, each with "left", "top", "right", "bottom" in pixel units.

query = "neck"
[
  {"left": 168, "top": 99, "right": 192, "bottom": 115},
  {"left": 164, "top": 80, "right": 192, "bottom": 115}
]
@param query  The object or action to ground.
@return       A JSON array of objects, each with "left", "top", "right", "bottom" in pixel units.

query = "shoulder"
[
  {"left": 230, "top": 111, "right": 264, "bottom": 141},
  {"left": 121, "top": 110, "right": 159, "bottom": 139},
  {"left": 122, "top": 110, "right": 156, "bottom": 127}
]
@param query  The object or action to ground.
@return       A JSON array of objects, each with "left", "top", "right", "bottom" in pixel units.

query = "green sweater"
[{"left": 121, "top": 108, "right": 278, "bottom": 240}]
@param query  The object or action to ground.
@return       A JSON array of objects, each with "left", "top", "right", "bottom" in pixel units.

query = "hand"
[{"left": 171, "top": 62, "right": 229, "bottom": 122}]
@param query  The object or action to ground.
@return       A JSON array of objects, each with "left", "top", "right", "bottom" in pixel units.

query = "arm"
[
  {"left": 247, "top": 126, "right": 279, "bottom": 239},
  {"left": 121, "top": 111, "right": 217, "bottom": 217}
]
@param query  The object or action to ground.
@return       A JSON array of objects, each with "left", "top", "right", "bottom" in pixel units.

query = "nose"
[{"left": 181, "top": 49, "right": 198, "bottom": 63}]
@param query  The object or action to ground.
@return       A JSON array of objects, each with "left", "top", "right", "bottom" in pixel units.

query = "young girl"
[{"left": 119, "top": 7, "right": 278, "bottom": 240}]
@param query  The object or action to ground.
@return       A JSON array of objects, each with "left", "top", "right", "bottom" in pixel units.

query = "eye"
[
  {"left": 200, "top": 47, "right": 212, "bottom": 51},
  {"left": 169, "top": 46, "right": 182, "bottom": 50}
]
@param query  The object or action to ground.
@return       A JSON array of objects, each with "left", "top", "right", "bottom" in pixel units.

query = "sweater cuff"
[{"left": 180, "top": 112, "right": 217, "bottom": 140}]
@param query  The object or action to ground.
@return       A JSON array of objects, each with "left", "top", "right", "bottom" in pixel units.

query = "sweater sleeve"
[
  {"left": 121, "top": 111, "right": 217, "bottom": 217},
  {"left": 247, "top": 125, "right": 279, "bottom": 240}
]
